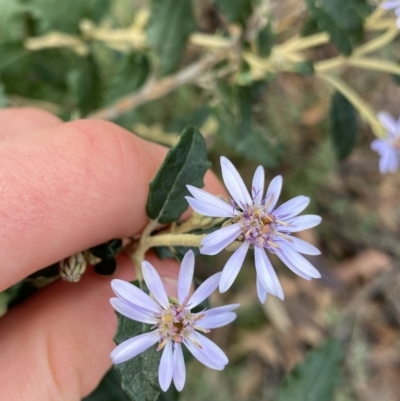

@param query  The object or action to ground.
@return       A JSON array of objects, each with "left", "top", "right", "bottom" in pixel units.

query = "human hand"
[{"left": 0, "top": 108, "right": 223, "bottom": 400}]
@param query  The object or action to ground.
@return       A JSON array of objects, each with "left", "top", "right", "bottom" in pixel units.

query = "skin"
[{"left": 0, "top": 108, "right": 224, "bottom": 400}]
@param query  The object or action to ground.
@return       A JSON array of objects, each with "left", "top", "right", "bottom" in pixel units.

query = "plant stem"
[
  {"left": 354, "top": 25, "right": 398, "bottom": 57},
  {"left": 317, "top": 73, "right": 386, "bottom": 138},
  {"left": 144, "top": 233, "right": 205, "bottom": 249},
  {"left": 348, "top": 58, "right": 400, "bottom": 75},
  {"left": 131, "top": 220, "right": 158, "bottom": 280},
  {"left": 88, "top": 49, "right": 231, "bottom": 120},
  {"left": 365, "top": 5, "right": 386, "bottom": 28},
  {"left": 279, "top": 33, "right": 330, "bottom": 53}
]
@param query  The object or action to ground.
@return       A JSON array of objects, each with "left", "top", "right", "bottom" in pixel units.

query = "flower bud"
[{"left": 59, "top": 252, "right": 87, "bottom": 282}]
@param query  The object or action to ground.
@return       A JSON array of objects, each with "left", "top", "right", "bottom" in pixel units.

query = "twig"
[
  {"left": 354, "top": 25, "right": 398, "bottom": 57},
  {"left": 347, "top": 57, "right": 400, "bottom": 75},
  {"left": 88, "top": 49, "right": 231, "bottom": 120}
]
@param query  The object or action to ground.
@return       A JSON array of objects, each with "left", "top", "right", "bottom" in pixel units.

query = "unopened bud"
[{"left": 59, "top": 252, "right": 87, "bottom": 282}]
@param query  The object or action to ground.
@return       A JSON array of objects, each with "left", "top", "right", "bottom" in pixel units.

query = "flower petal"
[
  {"left": 381, "top": 0, "right": 400, "bottom": 9},
  {"left": 200, "top": 224, "right": 242, "bottom": 255},
  {"left": 192, "top": 332, "right": 229, "bottom": 365},
  {"left": 111, "top": 279, "right": 160, "bottom": 314},
  {"left": 276, "top": 250, "right": 312, "bottom": 280},
  {"left": 273, "top": 195, "right": 310, "bottom": 220},
  {"left": 110, "top": 298, "right": 157, "bottom": 324},
  {"left": 256, "top": 277, "right": 267, "bottom": 303},
  {"left": 371, "top": 138, "right": 388, "bottom": 154},
  {"left": 252, "top": 166, "right": 265, "bottom": 204},
  {"left": 285, "top": 236, "right": 321, "bottom": 255},
  {"left": 200, "top": 303, "right": 240, "bottom": 318},
  {"left": 378, "top": 111, "right": 398, "bottom": 133},
  {"left": 187, "top": 272, "right": 221, "bottom": 308},
  {"left": 219, "top": 241, "right": 249, "bottom": 292},
  {"left": 277, "top": 243, "right": 321, "bottom": 279},
  {"left": 279, "top": 215, "right": 321, "bottom": 232},
  {"left": 184, "top": 339, "right": 225, "bottom": 371},
  {"left": 379, "top": 147, "right": 399, "bottom": 174},
  {"left": 196, "top": 312, "right": 237, "bottom": 329},
  {"left": 186, "top": 185, "right": 236, "bottom": 217},
  {"left": 254, "top": 246, "right": 276, "bottom": 295},
  {"left": 172, "top": 344, "right": 186, "bottom": 392},
  {"left": 255, "top": 247, "right": 284, "bottom": 299},
  {"left": 110, "top": 331, "right": 159, "bottom": 364},
  {"left": 220, "top": 156, "right": 252, "bottom": 206},
  {"left": 265, "top": 175, "right": 283, "bottom": 213},
  {"left": 186, "top": 197, "right": 235, "bottom": 218},
  {"left": 178, "top": 250, "right": 195, "bottom": 304},
  {"left": 142, "top": 261, "right": 169, "bottom": 309},
  {"left": 159, "top": 340, "right": 173, "bottom": 391}
]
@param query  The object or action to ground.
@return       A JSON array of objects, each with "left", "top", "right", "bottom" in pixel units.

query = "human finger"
[
  {"left": 0, "top": 107, "right": 62, "bottom": 140},
  {"left": 0, "top": 119, "right": 225, "bottom": 290},
  {"left": 0, "top": 253, "right": 180, "bottom": 400}
]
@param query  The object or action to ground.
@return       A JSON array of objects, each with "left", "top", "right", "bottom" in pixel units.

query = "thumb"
[{"left": 0, "top": 253, "right": 179, "bottom": 400}]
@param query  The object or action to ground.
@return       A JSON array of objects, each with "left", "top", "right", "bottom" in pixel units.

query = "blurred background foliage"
[{"left": 1, "top": 0, "right": 400, "bottom": 400}]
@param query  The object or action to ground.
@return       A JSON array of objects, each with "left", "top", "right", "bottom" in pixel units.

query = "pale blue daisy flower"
[
  {"left": 110, "top": 250, "right": 239, "bottom": 392},
  {"left": 371, "top": 111, "right": 400, "bottom": 174},
  {"left": 186, "top": 157, "right": 321, "bottom": 303}
]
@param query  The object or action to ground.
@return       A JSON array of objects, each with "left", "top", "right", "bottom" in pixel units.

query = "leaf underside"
[
  {"left": 304, "top": 0, "right": 369, "bottom": 55},
  {"left": 146, "top": 126, "right": 210, "bottom": 224},
  {"left": 276, "top": 338, "right": 344, "bottom": 401},
  {"left": 330, "top": 91, "right": 358, "bottom": 160}
]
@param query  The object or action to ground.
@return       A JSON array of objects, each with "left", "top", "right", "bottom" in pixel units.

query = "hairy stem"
[
  {"left": 317, "top": 73, "right": 385, "bottom": 138},
  {"left": 144, "top": 233, "right": 205, "bottom": 249},
  {"left": 348, "top": 57, "right": 400, "bottom": 75},
  {"left": 354, "top": 25, "right": 398, "bottom": 57},
  {"left": 131, "top": 220, "right": 158, "bottom": 280}
]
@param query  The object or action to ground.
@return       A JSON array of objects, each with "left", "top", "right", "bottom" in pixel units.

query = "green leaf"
[
  {"left": 276, "top": 338, "right": 344, "bottom": 401},
  {"left": 212, "top": 0, "right": 253, "bottom": 25},
  {"left": 301, "top": 17, "right": 322, "bottom": 37},
  {"left": 294, "top": 61, "right": 315, "bottom": 76},
  {"left": 304, "top": 0, "right": 368, "bottom": 55},
  {"left": 349, "top": 0, "right": 373, "bottom": 18},
  {"left": 68, "top": 54, "right": 102, "bottom": 116},
  {"left": 94, "top": 258, "right": 118, "bottom": 276},
  {"left": 114, "top": 281, "right": 162, "bottom": 401},
  {"left": 0, "top": 44, "right": 74, "bottom": 105},
  {"left": 146, "top": 126, "right": 210, "bottom": 224},
  {"left": 257, "top": 22, "right": 274, "bottom": 57},
  {"left": 329, "top": 91, "right": 358, "bottom": 160},
  {"left": 156, "top": 386, "right": 180, "bottom": 401},
  {"left": 0, "top": 0, "right": 26, "bottom": 43},
  {"left": 89, "top": 239, "right": 123, "bottom": 260},
  {"left": 82, "top": 368, "right": 131, "bottom": 401},
  {"left": 215, "top": 83, "right": 284, "bottom": 167},
  {"left": 0, "top": 81, "right": 9, "bottom": 107},
  {"left": 391, "top": 63, "right": 400, "bottom": 85},
  {"left": 105, "top": 52, "right": 150, "bottom": 104},
  {"left": 28, "top": 0, "right": 111, "bottom": 34},
  {"left": 147, "top": 0, "right": 196, "bottom": 76}
]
